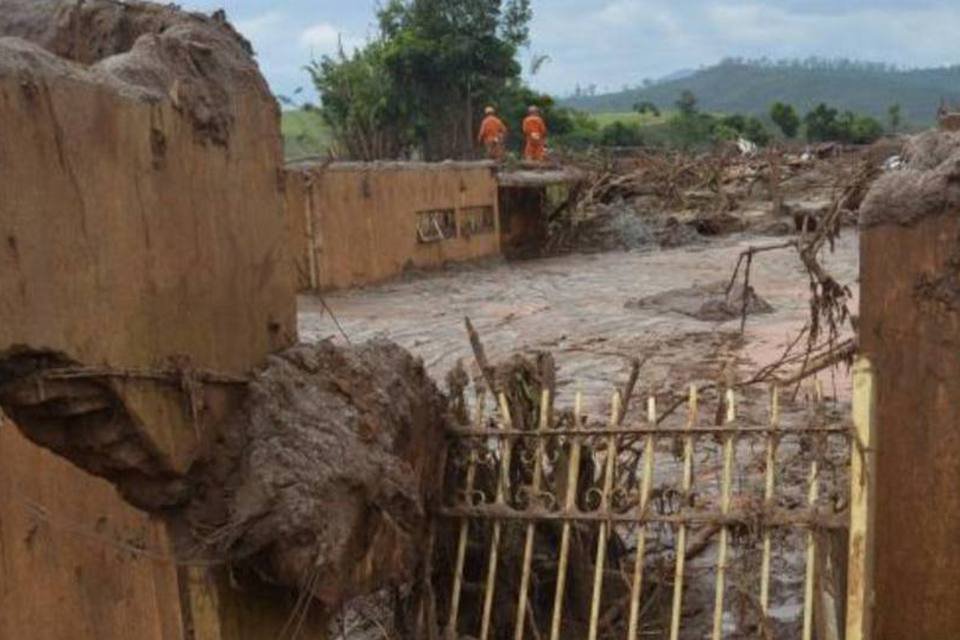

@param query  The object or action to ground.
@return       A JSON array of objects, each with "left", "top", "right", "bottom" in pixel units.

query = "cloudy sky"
[{"left": 180, "top": 0, "right": 960, "bottom": 100}]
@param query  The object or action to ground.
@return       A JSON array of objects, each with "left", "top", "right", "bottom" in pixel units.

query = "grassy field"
[
  {"left": 281, "top": 108, "right": 332, "bottom": 160},
  {"left": 589, "top": 110, "right": 672, "bottom": 127}
]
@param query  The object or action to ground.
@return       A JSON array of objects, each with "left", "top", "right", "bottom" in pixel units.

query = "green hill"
[{"left": 564, "top": 60, "right": 960, "bottom": 125}]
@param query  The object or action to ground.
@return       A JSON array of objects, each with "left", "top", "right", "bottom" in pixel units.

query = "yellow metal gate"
[{"left": 432, "top": 359, "right": 875, "bottom": 640}]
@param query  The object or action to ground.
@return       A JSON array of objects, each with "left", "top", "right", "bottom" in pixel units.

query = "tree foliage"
[
  {"left": 804, "top": 103, "right": 884, "bottom": 144},
  {"left": 888, "top": 103, "right": 902, "bottom": 132},
  {"left": 633, "top": 100, "right": 661, "bottom": 117},
  {"left": 770, "top": 102, "right": 800, "bottom": 138},
  {"left": 676, "top": 90, "right": 698, "bottom": 117},
  {"left": 311, "top": 0, "right": 532, "bottom": 160}
]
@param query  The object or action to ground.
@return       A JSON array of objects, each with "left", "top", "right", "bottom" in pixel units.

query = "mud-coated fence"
[{"left": 431, "top": 361, "right": 875, "bottom": 640}]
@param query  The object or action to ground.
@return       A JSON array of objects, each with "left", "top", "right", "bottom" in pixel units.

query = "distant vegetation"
[
  {"left": 281, "top": 107, "right": 332, "bottom": 159},
  {"left": 294, "top": 21, "right": 915, "bottom": 160},
  {"left": 564, "top": 58, "right": 960, "bottom": 126}
]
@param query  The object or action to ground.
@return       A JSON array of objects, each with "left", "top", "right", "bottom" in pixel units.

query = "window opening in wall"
[
  {"left": 460, "top": 206, "right": 496, "bottom": 237},
  {"left": 417, "top": 209, "right": 457, "bottom": 243}
]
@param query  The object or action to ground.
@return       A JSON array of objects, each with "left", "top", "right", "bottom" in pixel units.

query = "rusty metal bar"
[
  {"left": 439, "top": 505, "right": 847, "bottom": 529},
  {"left": 626, "top": 396, "right": 657, "bottom": 640},
  {"left": 479, "top": 393, "right": 515, "bottom": 640},
  {"left": 449, "top": 425, "right": 849, "bottom": 438},
  {"left": 548, "top": 392, "right": 584, "bottom": 640},
  {"left": 712, "top": 389, "right": 737, "bottom": 640},
  {"left": 760, "top": 385, "right": 780, "bottom": 616},
  {"left": 587, "top": 392, "right": 623, "bottom": 640},
  {"left": 445, "top": 392, "right": 486, "bottom": 640},
  {"left": 513, "top": 390, "right": 551, "bottom": 640},
  {"left": 669, "top": 384, "right": 698, "bottom": 640}
]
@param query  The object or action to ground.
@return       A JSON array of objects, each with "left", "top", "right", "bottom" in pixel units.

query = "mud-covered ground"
[{"left": 299, "top": 230, "right": 859, "bottom": 410}]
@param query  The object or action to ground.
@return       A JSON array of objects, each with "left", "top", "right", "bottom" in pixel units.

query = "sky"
[{"left": 179, "top": 0, "right": 960, "bottom": 101}]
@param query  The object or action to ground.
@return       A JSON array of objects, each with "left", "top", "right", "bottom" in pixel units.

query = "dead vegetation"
[{"left": 544, "top": 142, "right": 886, "bottom": 256}]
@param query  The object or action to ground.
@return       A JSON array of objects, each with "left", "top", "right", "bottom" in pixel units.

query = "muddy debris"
[
  {"left": 186, "top": 339, "right": 448, "bottom": 606},
  {"left": 625, "top": 280, "right": 774, "bottom": 322},
  {"left": 862, "top": 130, "right": 960, "bottom": 228}
]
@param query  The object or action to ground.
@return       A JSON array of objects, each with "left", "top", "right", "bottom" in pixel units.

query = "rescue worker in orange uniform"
[
  {"left": 477, "top": 106, "right": 508, "bottom": 160},
  {"left": 522, "top": 105, "right": 548, "bottom": 162}
]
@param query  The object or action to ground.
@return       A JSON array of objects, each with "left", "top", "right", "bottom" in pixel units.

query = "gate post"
[{"left": 860, "top": 152, "right": 960, "bottom": 638}]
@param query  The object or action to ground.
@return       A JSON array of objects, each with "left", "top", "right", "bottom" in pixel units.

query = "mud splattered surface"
[
  {"left": 186, "top": 340, "right": 448, "bottom": 609},
  {"left": 299, "top": 231, "right": 860, "bottom": 410}
]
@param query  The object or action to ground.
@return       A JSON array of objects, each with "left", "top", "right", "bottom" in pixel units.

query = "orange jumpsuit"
[
  {"left": 522, "top": 114, "right": 548, "bottom": 161},
  {"left": 477, "top": 115, "right": 507, "bottom": 160}
]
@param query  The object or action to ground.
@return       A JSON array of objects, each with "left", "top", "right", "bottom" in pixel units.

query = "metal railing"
[{"left": 433, "top": 365, "right": 873, "bottom": 640}]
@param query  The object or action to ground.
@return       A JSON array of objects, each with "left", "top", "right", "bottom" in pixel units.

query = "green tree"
[
  {"left": 805, "top": 103, "right": 883, "bottom": 144},
  {"left": 307, "top": 42, "right": 412, "bottom": 160},
  {"left": 888, "top": 103, "right": 902, "bottom": 132},
  {"left": 633, "top": 100, "right": 661, "bottom": 117},
  {"left": 804, "top": 103, "right": 840, "bottom": 141},
  {"left": 676, "top": 90, "right": 698, "bottom": 117},
  {"left": 599, "top": 121, "right": 643, "bottom": 147},
  {"left": 770, "top": 102, "right": 800, "bottom": 138},
  {"left": 312, "top": 0, "right": 533, "bottom": 160}
]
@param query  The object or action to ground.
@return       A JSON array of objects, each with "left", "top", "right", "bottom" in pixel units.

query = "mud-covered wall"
[
  {"left": 0, "top": 4, "right": 296, "bottom": 473},
  {"left": 0, "top": 2, "right": 316, "bottom": 638},
  {"left": 860, "top": 131, "right": 960, "bottom": 638},
  {"left": 0, "top": 414, "right": 184, "bottom": 640},
  {"left": 287, "top": 161, "right": 500, "bottom": 290}
]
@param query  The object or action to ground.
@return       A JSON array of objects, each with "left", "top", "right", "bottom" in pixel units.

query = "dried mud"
[
  {"left": 0, "top": 0, "right": 267, "bottom": 145},
  {"left": 186, "top": 340, "right": 449, "bottom": 606},
  {"left": 861, "top": 130, "right": 960, "bottom": 228}
]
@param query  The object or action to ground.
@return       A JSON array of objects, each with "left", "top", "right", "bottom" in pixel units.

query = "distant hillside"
[{"left": 565, "top": 60, "right": 960, "bottom": 125}]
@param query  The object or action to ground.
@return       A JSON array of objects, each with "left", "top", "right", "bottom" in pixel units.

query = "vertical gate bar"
[
  {"left": 845, "top": 357, "right": 876, "bottom": 640},
  {"left": 626, "top": 396, "right": 658, "bottom": 640},
  {"left": 802, "top": 381, "right": 823, "bottom": 640},
  {"left": 479, "top": 394, "right": 516, "bottom": 640},
  {"left": 445, "top": 393, "right": 487, "bottom": 639},
  {"left": 587, "top": 392, "right": 623, "bottom": 640},
  {"left": 513, "top": 390, "right": 551, "bottom": 640},
  {"left": 669, "top": 385, "right": 698, "bottom": 640},
  {"left": 711, "top": 389, "right": 737, "bottom": 640},
  {"left": 759, "top": 385, "right": 780, "bottom": 616},
  {"left": 802, "top": 457, "right": 820, "bottom": 640},
  {"left": 549, "top": 392, "right": 584, "bottom": 640}
]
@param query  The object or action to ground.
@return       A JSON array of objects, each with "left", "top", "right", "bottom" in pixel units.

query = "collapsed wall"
[{"left": 859, "top": 130, "right": 960, "bottom": 638}]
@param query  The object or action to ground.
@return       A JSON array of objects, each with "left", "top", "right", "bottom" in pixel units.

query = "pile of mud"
[
  {"left": 0, "top": 0, "right": 263, "bottom": 145},
  {"left": 861, "top": 130, "right": 960, "bottom": 227},
  {"left": 625, "top": 280, "right": 774, "bottom": 322},
  {"left": 189, "top": 340, "right": 448, "bottom": 605}
]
